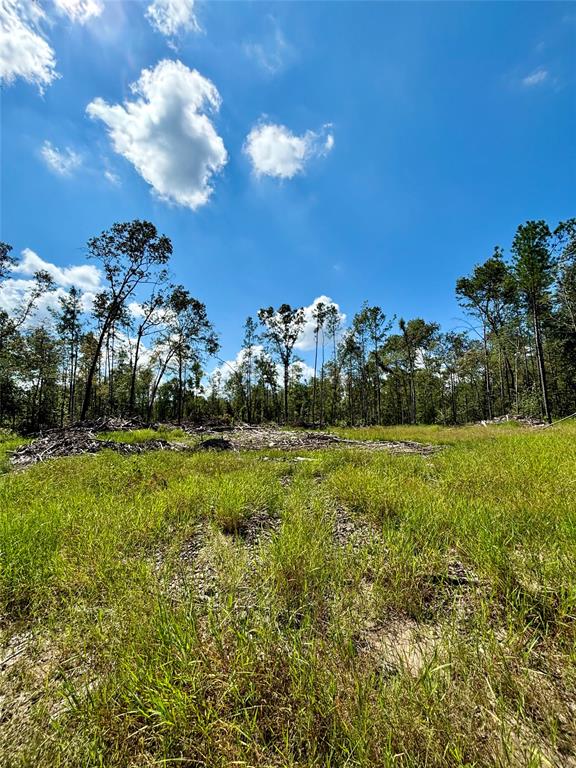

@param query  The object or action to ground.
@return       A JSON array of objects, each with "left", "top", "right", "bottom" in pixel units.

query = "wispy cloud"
[
  {"left": 104, "top": 169, "right": 121, "bottom": 186},
  {"left": 244, "top": 18, "right": 295, "bottom": 76},
  {"left": 0, "top": 0, "right": 58, "bottom": 91},
  {"left": 146, "top": 0, "right": 200, "bottom": 38},
  {"left": 53, "top": 0, "right": 104, "bottom": 25},
  {"left": 522, "top": 68, "right": 549, "bottom": 87},
  {"left": 40, "top": 141, "right": 82, "bottom": 176}
]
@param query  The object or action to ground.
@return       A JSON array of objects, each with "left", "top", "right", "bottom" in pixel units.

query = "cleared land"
[
  {"left": 9, "top": 424, "right": 439, "bottom": 469},
  {"left": 0, "top": 423, "right": 575, "bottom": 767}
]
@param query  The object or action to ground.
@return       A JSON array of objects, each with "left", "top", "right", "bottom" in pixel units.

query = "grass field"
[{"left": 1, "top": 424, "right": 575, "bottom": 767}]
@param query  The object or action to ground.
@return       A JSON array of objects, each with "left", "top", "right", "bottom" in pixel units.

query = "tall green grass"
[
  {"left": 0, "top": 430, "right": 26, "bottom": 473},
  {"left": 1, "top": 425, "right": 574, "bottom": 766}
]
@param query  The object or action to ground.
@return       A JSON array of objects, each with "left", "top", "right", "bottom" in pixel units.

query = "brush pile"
[
  {"left": 203, "top": 426, "right": 440, "bottom": 454},
  {"left": 10, "top": 427, "right": 191, "bottom": 469},
  {"left": 478, "top": 414, "right": 546, "bottom": 427},
  {"left": 10, "top": 423, "right": 439, "bottom": 469}
]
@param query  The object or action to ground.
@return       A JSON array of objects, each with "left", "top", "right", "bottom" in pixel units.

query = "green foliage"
[{"left": 2, "top": 216, "right": 576, "bottom": 430}]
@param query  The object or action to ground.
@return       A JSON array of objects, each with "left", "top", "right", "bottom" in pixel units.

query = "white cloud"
[
  {"left": 295, "top": 296, "right": 346, "bottom": 352},
  {"left": 15, "top": 249, "right": 101, "bottom": 293},
  {"left": 210, "top": 345, "right": 265, "bottom": 386},
  {"left": 104, "top": 169, "right": 121, "bottom": 186},
  {"left": 41, "top": 141, "right": 82, "bottom": 176},
  {"left": 0, "top": 0, "right": 58, "bottom": 91},
  {"left": 290, "top": 359, "right": 315, "bottom": 382},
  {"left": 0, "top": 278, "right": 60, "bottom": 325},
  {"left": 126, "top": 300, "right": 170, "bottom": 329},
  {"left": 128, "top": 301, "right": 146, "bottom": 319},
  {"left": 87, "top": 59, "right": 228, "bottom": 210},
  {"left": 522, "top": 68, "right": 548, "bottom": 87},
  {"left": 110, "top": 329, "right": 156, "bottom": 369},
  {"left": 209, "top": 297, "right": 344, "bottom": 392},
  {"left": 53, "top": 0, "right": 104, "bottom": 24},
  {"left": 0, "top": 249, "right": 103, "bottom": 327},
  {"left": 146, "top": 0, "right": 200, "bottom": 37},
  {"left": 244, "top": 19, "right": 295, "bottom": 75},
  {"left": 244, "top": 122, "right": 334, "bottom": 179},
  {"left": 209, "top": 345, "right": 315, "bottom": 392}
]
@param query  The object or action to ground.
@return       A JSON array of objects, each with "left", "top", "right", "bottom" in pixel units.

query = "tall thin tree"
[
  {"left": 511, "top": 221, "right": 554, "bottom": 424},
  {"left": 79, "top": 221, "right": 172, "bottom": 420},
  {"left": 258, "top": 304, "right": 305, "bottom": 424}
]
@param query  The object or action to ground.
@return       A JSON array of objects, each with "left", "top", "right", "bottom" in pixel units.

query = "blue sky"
[{"left": 1, "top": 0, "right": 574, "bottom": 367}]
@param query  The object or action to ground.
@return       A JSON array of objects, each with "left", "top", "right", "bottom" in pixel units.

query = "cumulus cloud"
[
  {"left": 291, "top": 359, "right": 315, "bottom": 382},
  {"left": 0, "top": 0, "right": 58, "bottom": 90},
  {"left": 87, "top": 59, "right": 228, "bottom": 210},
  {"left": 210, "top": 345, "right": 265, "bottom": 386},
  {"left": 209, "top": 345, "right": 315, "bottom": 392},
  {"left": 1, "top": 249, "right": 103, "bottom": 326},
  {"left": 0, "top": 278, "right": 58, "bottom": 325},
  {"left": 522, "top": 68, "right": 548, "bottom": 87},
  {"left": 41, "top": 141, "right": 82, "bottom": 176},
  {"left": 14, "top": 249, "right": 101, "bottom": 293},
  {"left": 244, "top": 122, "right": 334, "bottom": 179},
  {"left": 209, "top": 296, "right": 344, "bottom": 391},
  {"left": 146, "top": 0, "right": 200, "bottom": 37},
  {"left": 127, "top": 301, "right": 146, "bottom": 319},
  {"left": 53, "top": 0, "right": 104, "bottom": 24},
  {"left": 295, "top": 296, "right": 346, "bottom": 352}
]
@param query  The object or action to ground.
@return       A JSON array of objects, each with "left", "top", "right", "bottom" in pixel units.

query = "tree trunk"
[
  {"left": 80, "top": 321, "right": 109, "bottom": 420},
  {"left": 129, "top": 327, "right": 144, "bottom": 414},
  {"left": 148, "top": 352, "right": 173, "bottom": 419},
  {"left": 312, "top": 330, "right": 318, "bottom": 424},
  {"left": 482, "top": 324, "right": 493, "bottom": 420},
  {"left": 409, "top": 364, "right": 416, "bottom": 424},
  {"left": 532, "top": 305, "right": 552, "bottom": 424},
  {"left": 177, "top": 354, "right": 184, "bottom": 424},
  {"left": 373, "top": 339, "right": 381, "bottom": 423},
  {"left": 319, "top": 333, "right": 325, "bottom": 428},
  {"left": 331, "top": 332, "right": 339, "bottom": 423},
  {"left": 246, "top": 355, "right": 253, "bottom": 424},
  {"left": 69, "top": 345, "right": 77, "bottom": 422},
  {"left": 283, "top": 363, "right": 289, "bottom": 424}
]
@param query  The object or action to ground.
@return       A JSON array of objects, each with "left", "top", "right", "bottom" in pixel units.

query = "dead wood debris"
[
  {"left": 10, "top": 429, "right": 191, "bottom": 469},
  {"left": 191, "top": 426, "right": 439, "bottom": 455},
  {"left": 478, "top": 413, "right": 546, "bottom": 428},
  {"left": 9, "top": 423, "right": 439, "bottom": 469}
]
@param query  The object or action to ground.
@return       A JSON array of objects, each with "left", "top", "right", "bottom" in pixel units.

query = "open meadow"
[{"left": 1, "top": 423, "right": 575, "bottom": 767}]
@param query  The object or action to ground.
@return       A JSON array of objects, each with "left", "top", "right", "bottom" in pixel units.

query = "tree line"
[{"left": 0, "top": 217, "right": 574, "bottom": 432}]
